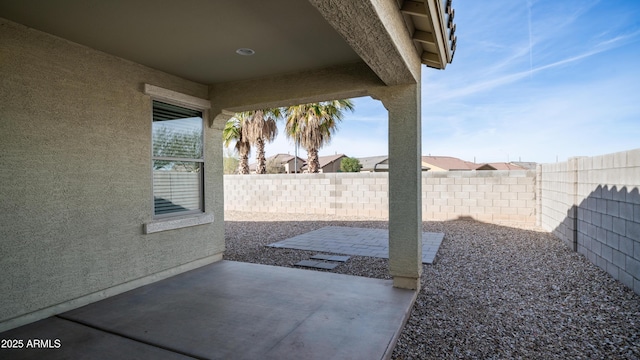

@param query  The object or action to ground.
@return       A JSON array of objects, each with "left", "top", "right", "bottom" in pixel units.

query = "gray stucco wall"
[{"left": 0, "top": 19, "right": 224, "bottom": 328}]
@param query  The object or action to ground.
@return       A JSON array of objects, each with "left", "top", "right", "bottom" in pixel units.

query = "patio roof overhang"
[{"left": 0, "top": 0, "right": 454, "bottom": 87}]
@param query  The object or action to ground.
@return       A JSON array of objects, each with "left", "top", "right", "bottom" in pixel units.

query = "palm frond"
[{"left": 284, "top": 99, "right": 354, "bottom": 161}]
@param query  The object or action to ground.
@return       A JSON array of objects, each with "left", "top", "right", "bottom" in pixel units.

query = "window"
[{"left": 152, "top": 100, "right": 204, "bottom": 216}]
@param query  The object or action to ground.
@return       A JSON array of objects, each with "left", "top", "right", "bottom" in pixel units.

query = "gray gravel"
[{"left": 224, "top": 211, "right": 640, "bottom": 359}]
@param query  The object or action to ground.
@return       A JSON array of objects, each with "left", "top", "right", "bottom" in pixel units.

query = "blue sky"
[{"left": 260, "top": 0, "right": 640, "bottom": 164}]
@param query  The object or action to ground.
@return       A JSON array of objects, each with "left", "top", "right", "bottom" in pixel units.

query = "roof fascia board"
[
  {"left": 426, "top": 0, "right": 450, "bottom": 66},
  {"left": 309, "top": 0, "right": 421, "bottom": 86}
]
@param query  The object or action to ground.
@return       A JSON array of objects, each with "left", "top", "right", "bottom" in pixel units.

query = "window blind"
[{"left": 152, "top": 101, "right": 204, "bottom": 216}]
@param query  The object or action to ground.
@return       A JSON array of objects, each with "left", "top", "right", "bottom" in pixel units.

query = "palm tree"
[
  {"left": 284, "top": 100, "right": 354, "bottom": 173},
  {"left": 243, "top": 109, "right": 281, "bottom": 174},
  {"left": 223, "top": 113, "right": 251, "bottom": 174},
  {"left": 223, "top": 109, "right": 282, "bottom": 174}
]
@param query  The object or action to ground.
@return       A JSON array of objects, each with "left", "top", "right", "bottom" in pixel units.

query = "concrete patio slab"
[
  {"left": 1, "top": 261, "right": 416, "bottom": 360},
  {"left": 0, "top": 317, "right": 192, "bottom": 360},
  {"left": 268, "top": 226, "right": 444, "bottom": 264}
]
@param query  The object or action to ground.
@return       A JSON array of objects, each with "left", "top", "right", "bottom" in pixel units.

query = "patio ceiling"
[
  {"left": 0, "top": 0, "right": 454, "bottom": 85},
  {"left": 0, "top": 0, "right": 359, "bottom": 84}
]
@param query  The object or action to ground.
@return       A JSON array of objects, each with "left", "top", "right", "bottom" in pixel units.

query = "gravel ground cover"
[{"left": 224, "top": 211, "right": 640, "bottom": 359}]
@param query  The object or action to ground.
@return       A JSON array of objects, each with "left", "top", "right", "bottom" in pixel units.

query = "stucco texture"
[{"left": 0, "top": 19, "right": 224, "bottom": 324}]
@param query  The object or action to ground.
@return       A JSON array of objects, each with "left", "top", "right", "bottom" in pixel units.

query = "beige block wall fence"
[
  {"left": 224, "top": 170, "right": 537, "bottom": 224},
  {"left": 422, "top": 171, "right": 536, "bottom": 224},
  {"left": 540, "top": 149, "right": 640, "bottom": 294},
  {"left": 225, "top": 173, "right": 391, "bottom": 219},
  {"left": 225, "top": 148, "right": 640, "bottom": 294}
]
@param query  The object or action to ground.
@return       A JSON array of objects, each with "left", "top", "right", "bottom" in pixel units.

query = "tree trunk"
[
  {"left": 255, "top": 138, "right": 266, "bottom": 174},
  {"left": 308, "top": 148, "right": 320, "bottom": 173},
  {"left": 238, "top": 150, "right": 250, "bottom": 174}
]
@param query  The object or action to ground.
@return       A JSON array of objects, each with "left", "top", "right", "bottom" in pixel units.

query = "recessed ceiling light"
[{"left": 235, "top": 48, "right": 255, "bottom": 56}]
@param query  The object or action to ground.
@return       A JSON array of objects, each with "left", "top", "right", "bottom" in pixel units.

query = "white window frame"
[
  {"left": 143, "top": 84, "right": 212, "bottom": 233},
  {"left": 151, "top": 100, "right": 204, "bottom": 217}
]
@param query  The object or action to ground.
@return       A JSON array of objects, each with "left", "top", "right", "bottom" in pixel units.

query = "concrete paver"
[
  {"left": 268, "top": 226, "right": 444, "bottom": 264},
  {"left": 295, "top": 259, "right": 340, "bottom": 270},
  {"left": 310, "top": 254, "right": 351, "bottom": 262}
]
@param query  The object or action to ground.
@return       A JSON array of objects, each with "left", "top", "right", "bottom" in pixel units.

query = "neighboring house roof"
[
  {"left": 318, "top": 154, "right": 347, "bottom": 168},
  {"left": 358, "top": 156, "right": 389, "bottom": 172},
  {"left": 485, "top": 162, "right": 528, "bottom": 170},
  {"left": 475, "top": 163, "right": 498, "bottom": 170},
  {"left": 302, "top": 154, "right": 347, "bottom": 171},
  {"left": 422, "top": 156, "right": 532, "bottom": 171},
  {"left": 510, "top": 161, "right": 537, "bottom": 170},
  {"left": 269, "top": 153, "right": 305, "bottom": 164},
  {"left": 421, "top": 156, "right": 479, "bottom": 171},
  {"left": 249, "top": 153, "right": 305, "bottom": 172},
  {"left": 358, "top": 156, "right": 430, "bottom": 172}
]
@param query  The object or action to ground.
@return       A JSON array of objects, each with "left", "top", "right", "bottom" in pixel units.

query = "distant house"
[
  {"left": 421, "top": 156, "right": 533, "bottom": 171},
  {"left": 249, "top": 153, "right": 305, "bottom": 174},
  {"left": 421, "top": 156, "right": 479, "bottom": 171},
  {"left": 302, "top": 154, "right": 347, "bottom": 173},
  {"left": 358, "top": 156, "right": 389, "bottom": 172}
]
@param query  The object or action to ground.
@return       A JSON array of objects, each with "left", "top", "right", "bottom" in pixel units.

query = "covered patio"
[
  {"left": 1, "top": 261, "right": 415, "bottom": 360},
  {"left": 0, "top": 0, "right": 455, "bottom": 357}
]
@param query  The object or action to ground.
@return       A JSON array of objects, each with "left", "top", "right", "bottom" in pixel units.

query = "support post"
[{"left": 372, "top": 83, "right": 422, "bottom": 290}]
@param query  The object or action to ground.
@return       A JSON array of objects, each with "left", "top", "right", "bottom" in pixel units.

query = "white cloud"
[{"left": 423, "top": 72, "right": 640, "bottom": 163}]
